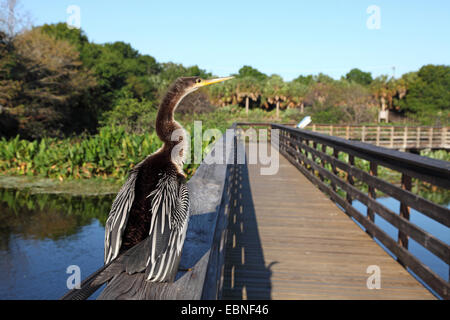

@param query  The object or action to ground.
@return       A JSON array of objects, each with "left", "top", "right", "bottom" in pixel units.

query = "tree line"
[
  {"left": 0, "top": 22, "right": 448, "bottom": 140},
  {"left": 209, "top": 64, "right": 449, "bottom": 126}
]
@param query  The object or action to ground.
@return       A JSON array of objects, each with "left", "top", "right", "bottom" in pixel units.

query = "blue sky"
[{"left": 21, "top": 0, "right": 450, "bottom": 80}]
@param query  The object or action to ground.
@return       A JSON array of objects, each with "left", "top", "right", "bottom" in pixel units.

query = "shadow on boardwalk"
[{"left": 222, "top": 163, "right": 276, "bottom": 300}]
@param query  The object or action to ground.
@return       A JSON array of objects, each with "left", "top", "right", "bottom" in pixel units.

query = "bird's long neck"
[
  {"left": 156, "top": 87, "right": 188, "bottom": 172},
  {"left": 156, "top": 86, "right": 189, "bottom": 141}
]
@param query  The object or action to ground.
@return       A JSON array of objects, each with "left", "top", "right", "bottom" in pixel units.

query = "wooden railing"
[
  {"left": 307, "top": 124, "right": 450, "bottom": 150},
  {"left": 273, "top": 123, "right": 450, "bottom": 299}
]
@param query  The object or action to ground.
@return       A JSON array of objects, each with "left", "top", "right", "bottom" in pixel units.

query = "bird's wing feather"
[
  {"left": 105, "top": 163, "right": 190, "bottom": 282},
  {"left": 104, "top": 160, "right": 144, "bottom": 264},
  {"left": 125, "top": 174, "right": 190, "bottom": 282}
]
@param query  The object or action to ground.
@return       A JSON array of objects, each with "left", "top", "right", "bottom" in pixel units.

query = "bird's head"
[
  {"left": 157, "top": 76, "right": 234, "bottom": 142},
  {"left": 172, "top": 76, "right": 234, "bottom": 97}
]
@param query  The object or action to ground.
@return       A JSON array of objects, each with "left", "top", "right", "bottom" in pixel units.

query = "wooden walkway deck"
[{"left": 222, "top": 143, "right": 435, "bottom": 299}]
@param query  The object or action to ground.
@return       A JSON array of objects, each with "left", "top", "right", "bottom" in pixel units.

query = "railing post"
[
  {"left": 398, "top": 173, "right": 412, "bottom": 266},
  {"left": 295, "top": 135, "right": 305, "bottom": 166},
  {"left": 390, "top": 127, "right": 394, "bottom": 148},
  {"left": 376, "top": 126, "right": 380, "bottom": 146},
  {"left": 329, "top": 148, "right": 339, "bottom": 192},
  {"left": 312, "top": 142, "right": 324, "bottom": 181},
  {"left": 366, "top": 162, "right": 378, "bottom": 237},
  {"left": 403, "top": 126, "right": 408, "bottom": 149},
  {"left": 362, "top": 126, "right": 366, "bottom": 142},
  {"left": 441, "top": 127, "right": 447, "bottom": 149},
  {"left": 320, "top": 144, "right": 330, "bottom": 186},
  {"left": 346, "top": 154, "right": 355, "bottom": 204},
  {"left": 330, "top": 125, "right": 333, "bottom": 136},
  {"left": 429, "top": 127, "right": 433, "bottom": 148},
  {"left": 416, "top": 127, "right": 421, "bottom": 149},
  {"left": 305, "top": 139, "right": 313, "bottom": 172},
  {"left": 346, "top": 126, "right": 350, "bottom": 140}
]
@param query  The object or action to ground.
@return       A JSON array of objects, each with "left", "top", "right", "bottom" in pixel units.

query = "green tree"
[
  {"left": 345, "top": 68, "right": 373, "bottom": 86},
  {"left": 79, "top": 39, "right": 160, "bottom": 110},
  {"left": 235, "top": 65, "right": 267, "bottom": 81},
  {"left": 235, "top": 76, "right": 262, "bottom": 115},
  {"left": 285, "top": 81, "right": 310, "bottom": 112},
  {"left": 100, "top": 94, "right": 157, "bottom": 134},
  {"left": 293, "top": 74, "right": 315, "bottom": 86},
  {"left": 40, "top": 22, "right": 89, "bottom": 50},
  {"left": 399, "top": 65, "right": 450, "bottom": 124},
  {"left": 262, "top": 75, "right": 286, "bottom": 118},
  {"left": 314, "top": 73, "right": 335, "bottom": 84}
]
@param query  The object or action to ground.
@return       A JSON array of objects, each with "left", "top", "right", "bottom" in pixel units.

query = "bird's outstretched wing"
[{"left": 104, "top": 161, "right": 144, "bottom": 265}]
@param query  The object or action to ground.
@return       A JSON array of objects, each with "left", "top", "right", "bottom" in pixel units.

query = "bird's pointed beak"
[{"left": 197, "top": 76, "right": 234, "bottom": 88}]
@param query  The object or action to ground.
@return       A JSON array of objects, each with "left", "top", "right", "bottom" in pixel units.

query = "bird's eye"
[{"left": 196, "top": 79, "right": 202, "bottom": 84}]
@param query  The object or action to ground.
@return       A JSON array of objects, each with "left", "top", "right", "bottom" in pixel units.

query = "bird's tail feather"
[{"left": 60, "top": 259, "right": 125, "bottom": 300}]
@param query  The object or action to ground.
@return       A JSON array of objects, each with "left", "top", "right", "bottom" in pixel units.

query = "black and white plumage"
[
  {"left": 104, "top": 162, "right": 190, "bottom": 282},
  {"left": 60, "top": 76, "right": 233, "bottom": 300}
]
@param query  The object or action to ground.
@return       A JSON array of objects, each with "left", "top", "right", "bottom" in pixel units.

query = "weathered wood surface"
[
  {"left": 274, "top": 124, "right": 449, "bottom": 299},
  {"left": 97, "top": 129, "right": 235, "bottom": 300},
  {"left": 221, "top": 141, "right": 435, "bottom": 299},
  {"left": 308, "top": 124, "right": 450, "bottom": 150}
]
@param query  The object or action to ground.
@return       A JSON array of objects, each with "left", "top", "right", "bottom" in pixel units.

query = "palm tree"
[
  {"left": 285, "top": 81, "right": 309, "bottom": 113},
  {"left": 262, "top": 75, "right": 286, "bottom": 118},
  {"left": 236, "top": 77, "right": 262, "bottom": 116},
  {"left": 208, "top": 78, "right": 237, "bottom": 107}
]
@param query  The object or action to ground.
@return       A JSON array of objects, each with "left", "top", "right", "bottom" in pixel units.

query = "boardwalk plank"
[{"left": 222, "top": 143, "right": 435, "bottom": 300}]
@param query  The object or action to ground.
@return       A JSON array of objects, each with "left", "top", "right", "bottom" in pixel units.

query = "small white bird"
[{"left": 297, "top": 116, "right": 312, "bottom": 129}]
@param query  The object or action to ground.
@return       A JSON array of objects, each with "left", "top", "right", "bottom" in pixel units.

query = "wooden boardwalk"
[{"left": 222, "top": 143, "right": 435, "bottom": 299}]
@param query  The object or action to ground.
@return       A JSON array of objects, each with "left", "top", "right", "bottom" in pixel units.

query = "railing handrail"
[
  {"left": 309, "top": 123, "right": 450, "bottom": 129},
  {"left": 272, "top": 124, "right": 450, "bottom": 189},
  {"left": 274, "top": 123, "right": 450, "bottom": 299}
]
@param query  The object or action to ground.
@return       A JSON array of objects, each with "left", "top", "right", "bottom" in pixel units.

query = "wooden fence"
[
  {"left": 273, "top": 123, "right": 450, "bottom": 299},
  {"left": 307, "top": 124, "right": 450, "bottom": 150}
]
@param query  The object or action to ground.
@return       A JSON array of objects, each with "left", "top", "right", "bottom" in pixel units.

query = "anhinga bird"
[{"left": 61, "top": 76, "right": 233, "bottom": 300}]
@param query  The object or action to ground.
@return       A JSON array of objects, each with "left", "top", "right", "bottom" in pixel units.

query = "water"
[
  {"left": 0, "top": 188, "right": 448, "bottom": 299},
  {"left": 352, "top": 197, "right": 450, "bottom": 299},
  {"left": 0, "top": 189, "right": 113, "bottom": 300}
]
